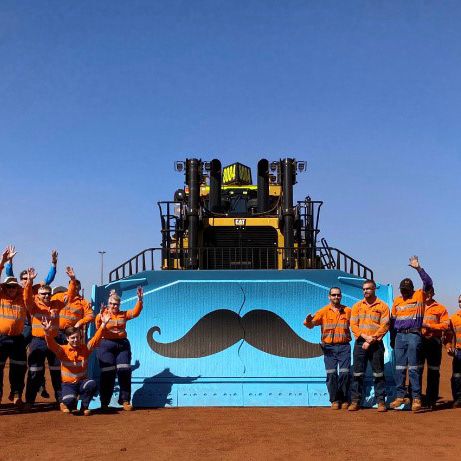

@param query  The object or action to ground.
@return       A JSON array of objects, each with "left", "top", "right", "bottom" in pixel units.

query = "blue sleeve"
[
  {"left": 44, "top": 265, "right": 56, "bottom": 285},
  {"left": 5, "top": 262, "right": 14, "bottom": 277},
  {"left": 418, "top": 268, "right": 433, "bottom": 291}
]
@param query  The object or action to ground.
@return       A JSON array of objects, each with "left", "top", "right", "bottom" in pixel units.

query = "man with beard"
[
  {"left": 349, "top": 279, "right": 390, "bottom": 412},
  {"left": 304, "top": 287, "right": 351, "bottom": 410}
]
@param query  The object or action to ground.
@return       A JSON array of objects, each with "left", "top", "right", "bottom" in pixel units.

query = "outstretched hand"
[
  {"left": 6, "top": 245, "right": 17, "bottom": 261},
  {"left": 27, "top": 267, "right": 37, "bottom": 282},
  {"left": 66, "top": 266, "right": 76, "bottom": 280},
  {"left": 100, "top": 310, "right": 111, "bottom": 326},
  {"left": 304, "top": 314, "right": 313, "bottom": 327},
  {"left": 41, "top": 317, "right": 53, "bottom": 334},
  {"left": 137, "top": 286, "right": 144, "bottom": 301},
  {"left": 51, "top": 250, "right": 58, "bottom": 265},
  {"left": 408, "top": 255, "right": 421, "bottom": 270}
]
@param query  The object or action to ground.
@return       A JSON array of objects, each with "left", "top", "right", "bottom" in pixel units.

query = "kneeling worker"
[
  {"left": 42, "top": 310, "right": 111, "bottom": 415},
  {"left": 304, "top": 287, "right": 351, "bottom": 410},
  {"left": 349, "top": 279, "right": 390, "bottom": 412}
]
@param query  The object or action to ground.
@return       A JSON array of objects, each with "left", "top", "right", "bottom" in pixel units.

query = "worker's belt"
[{"left": 397, "top": 328, "right": 421, "bottom": 334}]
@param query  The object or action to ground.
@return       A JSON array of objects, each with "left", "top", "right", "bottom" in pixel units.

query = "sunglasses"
[
  {"left": 39, "top": 292, "right": 51, "bottom": 297},
  {"left": 330, "top": 294, "right": 341, "bottom": 297}
]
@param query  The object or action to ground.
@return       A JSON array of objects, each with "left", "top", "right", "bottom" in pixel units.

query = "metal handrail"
[{"left": 109, "top": 246, "right": 373, "bottom": 282}]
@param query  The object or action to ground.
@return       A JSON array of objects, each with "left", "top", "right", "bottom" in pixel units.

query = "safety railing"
[{"left": 109, "top": 245, "right": 373, "bottom": 282}]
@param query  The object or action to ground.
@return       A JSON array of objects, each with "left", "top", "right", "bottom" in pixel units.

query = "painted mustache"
[{"left": 147, "top": 309, "right": 322, "bottom": 359}]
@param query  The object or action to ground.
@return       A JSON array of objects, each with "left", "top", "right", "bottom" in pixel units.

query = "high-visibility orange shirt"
[
  {"left": 350, "top": 298, "right": 390, "bottom": 341},
  {"left": 45, "top": 325, "right": 104, "bottom": 383},
  {"left": 53, "top": 291, "right": 94, "bottom": 330},
  {"left": 391, "top": 288, "right": 425, "bottom": 331},
  {"left": 95, "top": 300, "right": 143, "bottom": 340},
  {"left": 309, "top": 304, "right": 351, "bottom": 344},
  {"left": 24, "top": 280, "right": 77, "bottom": 338},
  {"left": 0, "top": 286, "right": 27, "bottom": 336},
  {"left": 422, "top": 300, "right": 449, "bottom": 338},
  {"left": 444, "top": 310, "right": 461, "bottom": 350}
]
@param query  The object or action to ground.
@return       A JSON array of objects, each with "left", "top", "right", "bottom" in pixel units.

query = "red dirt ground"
[{"left": 1, "top": 351, "right": 460, "bottom": 461}]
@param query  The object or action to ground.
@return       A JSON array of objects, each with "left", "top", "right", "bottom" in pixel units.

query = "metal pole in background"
[{"left": 98, "top": 251, "right": 106, "bottom": 285}]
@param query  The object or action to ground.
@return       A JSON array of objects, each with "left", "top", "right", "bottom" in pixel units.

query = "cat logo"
[
  {"left": 222, "top": 163, "right": 252, "bottom": 185},
  {"left": 234, "top": 219, "right": 246, "bottom": 226}
]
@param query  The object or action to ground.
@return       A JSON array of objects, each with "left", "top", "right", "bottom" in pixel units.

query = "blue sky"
[{"left": 1, "top": 1, "right": 460, "bottom": 309}]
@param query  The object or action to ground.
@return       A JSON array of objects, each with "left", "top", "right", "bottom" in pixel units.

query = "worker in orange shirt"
[
  {"left": 53, "top": 278, "right": 94, "bottom": 342},
  {"left": 0, "top": 247, "right": 28, "bottom": 407},
  {"left": 304, "top": 287, "right": 351, "bottom": 410},
  {"left": 95, "top": 287, "right": 144, "bottom": 411},
  {"left": 389, "top": 256, "right": 433, "bottom": 412},
  {"left": 42, "top": 310, "right": 111, "bottom": 415},
  {"left": 23, "top": 266, "right": 77, "bottom": 408},
  {"left": 349, "top": 279, "right": 389, "bottom": 412},
  {"left": 421, "top": 286, "right": 449, "bottom": 409},
  {"left": 444, "top": 294, "right": 461, "bottom": 408}
]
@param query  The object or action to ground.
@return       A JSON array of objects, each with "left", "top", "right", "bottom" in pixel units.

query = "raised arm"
[
  {"left": 88, "top": 311, "right": 110, "bottom": 351},
  {"left": 64, "top": 266, "right": 77, "bottom": 303},
  {"left": 43, "top": 318, "right": 66, "bottom": 361},
  {"left": 23, "top": 268, "right": 38, "bottom": 313},
  {"left": 126, "top": 287, "right": 144, "bottom": 320},
  {"left": 409, "top": 256, "right": 433, "bottom": 291},
  {"left": 44, "top": 250, "right": 58, "bottom": 285},
  {"left": 3, "top": 245, "right": 17, "bottom": 277}
]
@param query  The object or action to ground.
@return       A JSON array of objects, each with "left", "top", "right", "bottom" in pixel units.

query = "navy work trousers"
[
  {"left": 61, "top": 379, "right": 97, "bottom": 410},
  {"left": 451, "top": 349, "right": 461, "bottom": 403},
  {"left": 421, "top": 337, "right": 442, "bottom": 405},
  {"left": 26, "top": 337, "right": 62, "bottom": 404},
  {"left": 322, "top": 343, "right": 351, "bottom": 403},
  {"left": 97, "top": 338, "right": 132, "bottom": 406},
  {"left": 351, "top": 339, "right": 386, "bottom": 404},
  {"left": 0, "top": 334, "right": 27, "bottom": 399}
]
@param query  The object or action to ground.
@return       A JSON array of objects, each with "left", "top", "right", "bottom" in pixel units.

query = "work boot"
[
  {"left": 13, "top": 397, "right": 24, "bottom": 409},
  {"left": 60, "top": 403, "right": 71, "bottom": 414},
  {"left": 377, "top": 402, "right": 387, "bottom": 412},
  {"left": 83, "top": 408, "right": 92, "bottom": 416},
  {"left": 340, "top": 402, "right": 349, "bottom": 410},
  {"left": 453, "top": 400, "right": 461, "bottom": 408},
  {"left": 122, "top": 401, "right": 133, "bottom": 411},
  {"left": 389, "top": 397, "right": 409, "bottom": 409},
  {"left": 330, "top": 401, "right": 340, "bottom": 410},
  {"left": 411, "top": 398, "right": 422, "bottom": 411},
  {"left": 348, "top": 401, "right": 360, "bottom": 412}
]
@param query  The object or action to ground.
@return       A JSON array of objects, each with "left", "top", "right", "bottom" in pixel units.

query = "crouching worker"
[
  {"left": 42, "top": 310, "right": 111, "bottom": 415},
  {"left": 96, "top": 287, "right": 143, "bottom": 412}
]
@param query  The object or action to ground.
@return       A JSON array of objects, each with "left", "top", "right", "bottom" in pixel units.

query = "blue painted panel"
[
  {"left": 90, "top": 270, "right": 394, "bottom": 407},
  {"left": 307, "top": 384, "right": 331, "bottom": 406},
  {"left": 177, "top": 383, "right": 243, "bottom": 406},
  {"left": 243, "top": 383, "right": 308, "bottom": 406}
]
